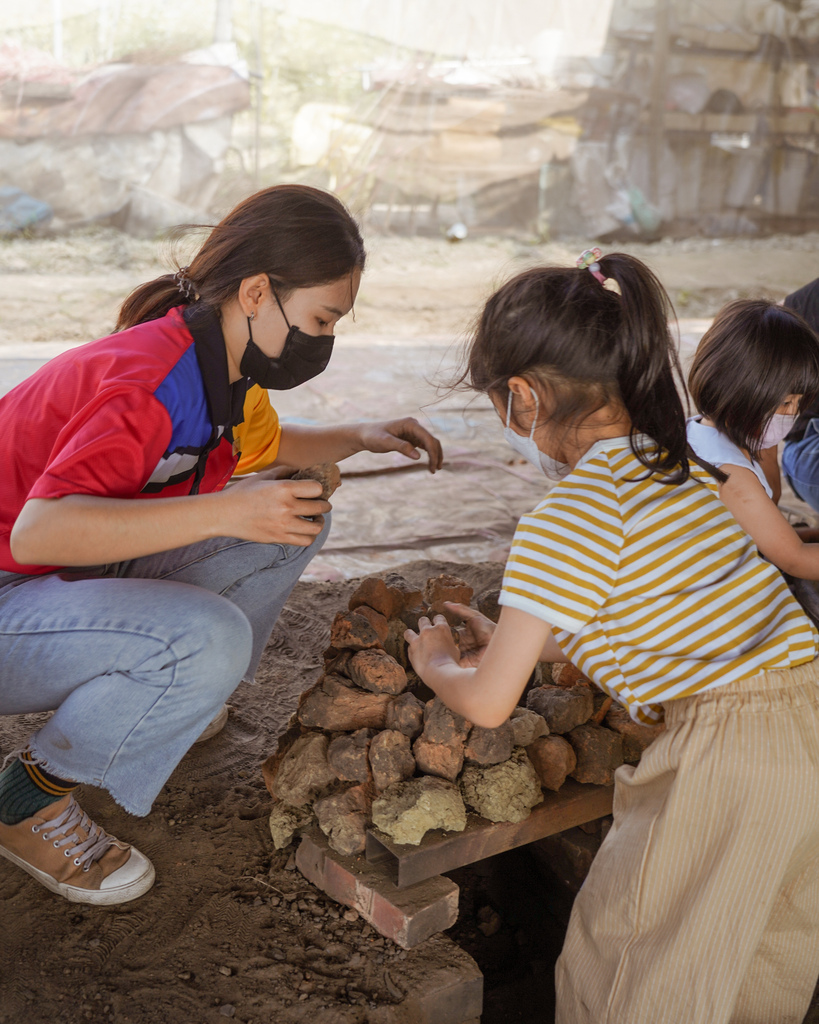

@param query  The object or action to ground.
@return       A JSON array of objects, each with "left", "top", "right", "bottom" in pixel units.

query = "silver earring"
[{"left": 248, "top": 311, "right": 256, "bottom": 321}]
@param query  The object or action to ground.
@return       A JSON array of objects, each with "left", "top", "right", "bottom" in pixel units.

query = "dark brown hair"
[
  {"left": 462, "top": 252, "right": 690, "bottom": 481},
  {"left": 116, "top": 184, "right": 366, "bottom": 330},
  {"left": 688, "top": 299, "right": 819, "bottom": 459}
]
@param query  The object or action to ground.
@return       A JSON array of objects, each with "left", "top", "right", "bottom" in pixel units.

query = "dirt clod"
[
  {"left": 372, "top": 776, "right": 467, "bottom": 845},
  {"left": 526, "top": 684, "right": 594, "bottom": 735},
  {"left": 292, "top": 462, "right": 342, "bottom": 500},
  {"left": 368, "top": 729, "right": 416, "bottom": 791},
  {"left": 460, "top": 748, "right": 542, "bottom": 823}
]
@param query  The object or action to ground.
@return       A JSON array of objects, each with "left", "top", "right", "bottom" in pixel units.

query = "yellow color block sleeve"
[{"left": 233, "top": 385, "right": 282, "bottom": 475}]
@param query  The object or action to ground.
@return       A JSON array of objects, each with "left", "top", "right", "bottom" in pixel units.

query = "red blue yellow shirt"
[{"left": 0, "top": 306, "right": 280, "bottom": 574}]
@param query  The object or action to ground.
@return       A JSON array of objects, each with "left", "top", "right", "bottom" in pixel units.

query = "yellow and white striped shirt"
[{"left": 500, "top": 436, "right": 818, "bottom": 723}]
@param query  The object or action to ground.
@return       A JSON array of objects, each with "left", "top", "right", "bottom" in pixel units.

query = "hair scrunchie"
[{"left": 174, "top": 266, "right": 197, "bottom": 302}]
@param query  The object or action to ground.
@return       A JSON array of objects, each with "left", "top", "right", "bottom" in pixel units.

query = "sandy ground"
[{"left": 3, "top": 229, "right": 819, "bottom": 1024}]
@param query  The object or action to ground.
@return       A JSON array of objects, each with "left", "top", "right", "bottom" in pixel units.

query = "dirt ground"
[{"left": 4, "top": 228, "right": 819, "bottom": 1024}]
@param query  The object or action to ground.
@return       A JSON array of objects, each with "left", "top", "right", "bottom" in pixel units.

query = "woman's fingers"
[{"left": 398, "top": 419, "right": 444, "bottom": 472}]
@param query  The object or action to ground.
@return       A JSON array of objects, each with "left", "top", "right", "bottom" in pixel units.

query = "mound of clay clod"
[{"left": 263, "top": 570, "right": 663, "bottom": 856}]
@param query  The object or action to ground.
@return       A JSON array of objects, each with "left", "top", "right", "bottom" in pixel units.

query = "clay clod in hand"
[{"left": 291, "top": 463, "right": 342, "bottom": 500}]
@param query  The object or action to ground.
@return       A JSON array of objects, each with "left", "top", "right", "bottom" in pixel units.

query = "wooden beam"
[{"left": 366, "top": 780, "right": 614, "bottom": 888}]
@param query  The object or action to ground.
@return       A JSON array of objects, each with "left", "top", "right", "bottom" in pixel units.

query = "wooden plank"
[{"left": 365, "top": 780, "right": 613, "bottom": 889}]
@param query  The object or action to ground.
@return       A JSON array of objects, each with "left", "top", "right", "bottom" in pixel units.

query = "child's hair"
[
  {"left": 688, "top": 299, "right": 819, "bottom": 460},
  {"left": 462, "top": 252, "right": 689, "bottom": 481},
  {"left": 116, "top": 184, "right": 366, "bottom": 330}
]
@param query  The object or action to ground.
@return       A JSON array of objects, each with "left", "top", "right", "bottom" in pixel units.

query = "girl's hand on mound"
[
  {"left": 221, "top": 475, "right": 331, "bottom": 546},
  {"left": 404, "top": 613, "right": 460, "bottom": 678},
  {"left": 356, "top": 418, "right": 444, "bottom": 473},
  {"left": 446, "top": 602, "right": 497, "bottom": 668}
]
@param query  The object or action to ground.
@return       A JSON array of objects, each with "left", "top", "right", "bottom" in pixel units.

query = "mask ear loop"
[
  {"left": 528, "top": 388, "right": 540, "bottom": 441},
  {"left": 268, "top": 279, "right": 292, "bottom": 328},
  {"left": 506, "top": 386, "right": 540, "bottom": 438}
]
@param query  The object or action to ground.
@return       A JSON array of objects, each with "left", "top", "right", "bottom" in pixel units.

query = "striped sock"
[{"left": 0, "top": 751, "right": 76, "bottom": 825}]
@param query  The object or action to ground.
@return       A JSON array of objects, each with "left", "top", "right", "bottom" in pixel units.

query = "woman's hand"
[
  {"left": 446, "top": 602, "right": 497, "bottom": 667},
  {"left": 404, "top": 613, "right": 461, "bottom": 678},
  {"left": 222, "top": 475, "right": 331, "bottom": 546},
  {"left": 356, "top": 418, "right": 444, "bottom": 472}
]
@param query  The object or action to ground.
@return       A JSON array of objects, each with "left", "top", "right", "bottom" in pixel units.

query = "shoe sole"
[
  {"left": 0, "top": 844, "right": 156, "bottom": 905},
  {"left": 193, "top": 703, "right": 230, "bottom": 744}
]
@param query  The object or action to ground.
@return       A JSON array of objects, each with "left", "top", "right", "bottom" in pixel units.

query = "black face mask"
[{"left": 239, "top": 289, "right": 334, "bottom": 390}]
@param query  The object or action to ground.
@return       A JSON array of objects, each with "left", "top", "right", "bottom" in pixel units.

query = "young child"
[
  {"left": 781, "top": 277, "right": 819, "bottom": 511},
  {"left": 405, "top": 252, "right": 819, "bottom": 1024},
  {"left": 686, "top": 298, "right": 819, "bottom": 580}
]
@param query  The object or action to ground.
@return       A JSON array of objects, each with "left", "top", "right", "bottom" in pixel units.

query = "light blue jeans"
[
  {"left": 783, "top": 419, "right": 819, "bottom": 515},
  {"left": 0, "top": 518, "right": 329, "bottom": 816}
]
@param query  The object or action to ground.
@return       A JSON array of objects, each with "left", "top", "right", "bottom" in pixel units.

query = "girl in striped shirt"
[{"left": 405, "top": 252, "right": 819, "bottom": 1024}]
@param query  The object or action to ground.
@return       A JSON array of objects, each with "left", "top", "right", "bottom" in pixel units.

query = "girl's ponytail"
[{"left": 598, "top": 253, "right": 689, "bottom": 481}]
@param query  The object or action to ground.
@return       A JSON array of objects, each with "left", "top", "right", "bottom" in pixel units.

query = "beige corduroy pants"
[{"left": 556, "top": 660, "right": 819, "bottom": 1024}]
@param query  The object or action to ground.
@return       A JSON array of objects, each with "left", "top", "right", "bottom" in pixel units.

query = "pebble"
[
  {"left": 177, "top": 971, "right": 192, "bottom": 981},
  {"left": 270, "top": 948, "right": 286, "bottom": 962},
  {"left": 218, "top": 1006, "right": 235, "bottom": 1018},
  {"left": 284, "top": 853, "right": 297, "bottom": 871},
  {"left": 343, "top": 909, "right": 359, "bottom": 922},
  {"left": 219, "top": 966, "right": 232, "bottom": 977}
]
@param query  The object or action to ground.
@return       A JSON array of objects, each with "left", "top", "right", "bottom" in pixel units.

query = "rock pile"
[{"left": 262, "top": 572, "right": 664, "bottom": 856}]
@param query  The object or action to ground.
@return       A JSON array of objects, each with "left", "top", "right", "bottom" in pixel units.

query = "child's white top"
[
  {"left": 499, "top": 435, "right": 816, "bottom": 723},
  {"left": 686, "top": 416, "right": 773, "bottom": 498}
]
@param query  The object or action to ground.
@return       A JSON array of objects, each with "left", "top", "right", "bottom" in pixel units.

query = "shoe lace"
[{"left": 33, "top": 796, "right": 115, "bottom": 872}]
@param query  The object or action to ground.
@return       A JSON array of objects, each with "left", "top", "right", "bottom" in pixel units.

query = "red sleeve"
[{"left": 27, "top": 386, "right": 173, "bottom": 500}]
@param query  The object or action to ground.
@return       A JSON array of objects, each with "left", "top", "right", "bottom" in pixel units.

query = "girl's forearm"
[
  {"left": 423, "top": 658, "right": 528, "bottom": 728},
  {"left": 10, "top": 493, "right": 227, "bottom": 566}
]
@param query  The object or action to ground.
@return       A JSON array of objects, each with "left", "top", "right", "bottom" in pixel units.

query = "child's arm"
[
  {"left": 758, "top": 445, "right": 782, "bottom": 505},
  {"left": 405, "top": 606, "right": 566, "bottom": 728},
  {"left": 719, "top": 464, "right": 819, "bottom": 578},
  {"left": 448, "top": 602, "right": 566, "bottom": 666}
]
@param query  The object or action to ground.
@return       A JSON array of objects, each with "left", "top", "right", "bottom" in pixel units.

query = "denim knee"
[{"left": 191, "top": 596, "right": 254, "bottom": 698}]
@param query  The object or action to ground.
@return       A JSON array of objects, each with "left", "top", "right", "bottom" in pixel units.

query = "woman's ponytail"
[{"left": 116, "top": 272, "right": 192, "bottom": 331}]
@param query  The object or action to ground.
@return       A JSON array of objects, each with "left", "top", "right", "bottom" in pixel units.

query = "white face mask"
[
  {"left": 503, "top": 389, "right": 571, "bottom": 481},
  {"left": 761, "top": 413, "right": 798, "bottom": 447}
]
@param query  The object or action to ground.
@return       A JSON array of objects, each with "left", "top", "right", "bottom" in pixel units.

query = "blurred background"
[
  {"left": 2, "top": 0, "right": 819, "bottom": 240},
  {"left": 2, "top": 0, "right": 819, "bottom": 581}
]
